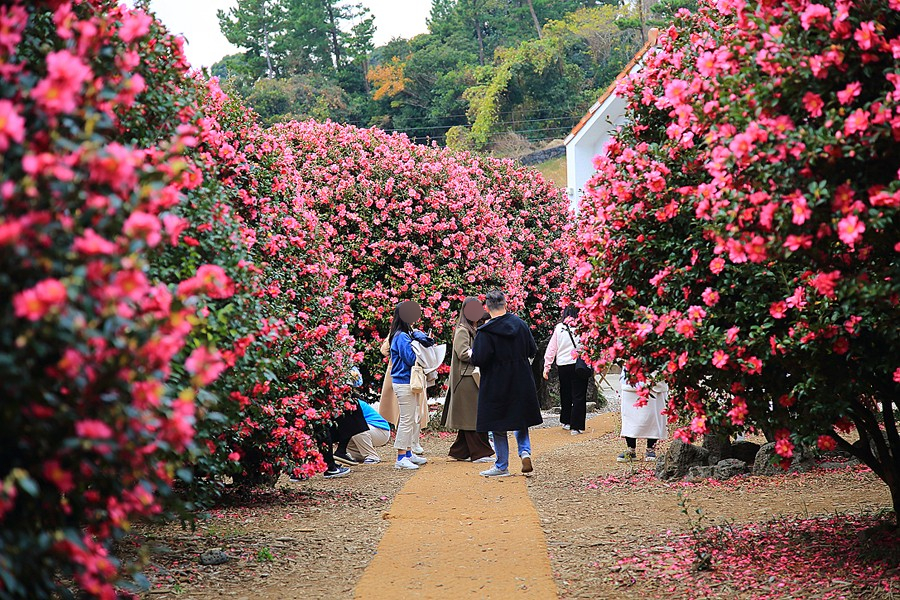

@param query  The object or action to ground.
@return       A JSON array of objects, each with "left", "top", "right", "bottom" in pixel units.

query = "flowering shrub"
[
  {"left": 0, "top": 1, "right": 358, "bottom": 596},
  {"left": 183, "top": 83, "right": 359, "bottom": 488},
  {"left": 571, "top": 0, "right": 900, "bottom": 510},
  {"left": 274, "top": 121, "right": 569, "bottom": 382},
  {"left": 0, "top": 1, "right": 218, "bottom": 596}
]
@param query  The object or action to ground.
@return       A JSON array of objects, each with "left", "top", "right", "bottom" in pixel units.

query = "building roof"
[{"left": 565, "top": 28, "right": 659, "bottom": 144}]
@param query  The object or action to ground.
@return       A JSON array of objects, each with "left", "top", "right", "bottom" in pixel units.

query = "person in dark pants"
[
  {"left": 442, "top": 297, "right": 494, "bottom": 463},
  {"left": 471, "top": 290, "right": 542, "bottom": 477},
  {"left": 542, "top": 305, "right": 589, "bottom": 435}
]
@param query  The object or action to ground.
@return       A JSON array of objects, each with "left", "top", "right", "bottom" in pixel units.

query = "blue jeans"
[{"left": 491, "top": 430, "right": 531, "bottom": 471}]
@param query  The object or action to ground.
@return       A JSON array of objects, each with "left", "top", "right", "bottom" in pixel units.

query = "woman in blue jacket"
[{"left": 388, "top": 304, "right": 429, "bottom": 470}]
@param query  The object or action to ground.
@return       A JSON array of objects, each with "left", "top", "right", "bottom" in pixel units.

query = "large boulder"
[
  {"left": 752, "top": 442, "right": 783, "bottom": 476},
  {"left": 714, "top": 458, "right": 748, "bottom": 480},
  {"left": 702, "top": 434, "right": 732, "bottom": 465},
  {"left": 655, "top": 440, "right": 710, "bottom": 480},
  {"left": 730, "top": 440, "right": 761, "bottom": 465}
]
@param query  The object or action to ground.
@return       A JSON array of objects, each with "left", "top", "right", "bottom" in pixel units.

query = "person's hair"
[
  {"left": 561, "top": 304, "right": 579, "bottom": 324},
  {"left": 388, "top": 304, "right": 412, "bottom": 342},
  {"left": 485, "top": 289, "right": 506, "bottom": 312},
  {"left": 456, "top": 296, "right": 480, "bottom": 336}
]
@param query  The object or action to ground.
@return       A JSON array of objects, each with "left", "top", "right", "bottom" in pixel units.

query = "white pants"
[
  {"left": 393, "top": 383, "right": 418, "bottom": 450},
  {"left": 347, "top": 426, "right": 391, "bottom": 461}
]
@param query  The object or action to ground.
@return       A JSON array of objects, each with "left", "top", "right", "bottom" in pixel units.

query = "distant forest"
[{"left": 211, "top": 0, "right": 693, "bottom": 154}]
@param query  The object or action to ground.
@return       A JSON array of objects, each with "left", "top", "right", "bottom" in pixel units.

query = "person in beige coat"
[
  {"left": 442, "top": 297, "right": 494, "bottom": 462},
  {"left": 378, "top": 336, "right": 399, "bottom": 425}
]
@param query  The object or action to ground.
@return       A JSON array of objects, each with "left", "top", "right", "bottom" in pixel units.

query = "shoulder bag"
[{"left": 564, "top": 326, "right": 593, "bottom": 380}]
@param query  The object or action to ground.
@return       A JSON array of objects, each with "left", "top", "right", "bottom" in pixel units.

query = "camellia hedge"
[
  {"left": 0, "top": 1, "right": 355, "bottom": 596},
  {"left": 275, "top": 120, "right": 569, "bottom": 384},
  {"left": 0, "top": 0, "right": 570, "bottom": 596},
  {"left": 571, "top": 0, "right": 899, "bottom": 509}
]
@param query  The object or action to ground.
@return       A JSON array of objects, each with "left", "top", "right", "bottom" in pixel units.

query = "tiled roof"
[{"left": 566, "top": 28, "right": 659, "bottom": 142}]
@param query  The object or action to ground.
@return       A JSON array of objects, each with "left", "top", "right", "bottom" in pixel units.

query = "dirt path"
[{"left": 354, "top": 414, "right": 618, "bottom": 599}]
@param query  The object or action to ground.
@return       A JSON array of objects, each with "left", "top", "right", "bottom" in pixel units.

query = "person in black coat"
[{"left": 471, "top": 290, "right": 542, "bottom": 477}]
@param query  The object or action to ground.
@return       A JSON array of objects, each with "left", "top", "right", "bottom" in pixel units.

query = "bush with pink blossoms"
[
  {"left": 273, "top": 120, "right": 569, "bottom": 383},
  {"left": 570, "top": 0, "right": 900, "bottom": 511},
  {"left": 0, "top": 1, "right": 219, "bottom": 596},
  {"left": 176, "top": 82, "right": 359, "bottom": 492}
]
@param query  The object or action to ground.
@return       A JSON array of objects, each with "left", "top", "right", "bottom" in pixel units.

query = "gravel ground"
[{"left": 132, "top": 409, "right": 894, "bottom": 600}]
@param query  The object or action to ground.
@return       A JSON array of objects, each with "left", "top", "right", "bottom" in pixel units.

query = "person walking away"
[
  {"left": 471, "top": 290, "right": 542, "bottom": 477},
  {"left": 389, "top": 302, "right": 429, "bottom": 470},
  {"left": 442, "top": 297, "right": 494, "bottom": 463},
  {"left": 543, "top": 305, "right": 589, "bottom": 435},
  {"left": 618, "top": 369, "right": 669, "bottom": 461}
]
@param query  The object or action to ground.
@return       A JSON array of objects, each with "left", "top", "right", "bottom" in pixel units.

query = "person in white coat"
[{"left": 618, "top": 370, "right": 668, "bottom": 461}]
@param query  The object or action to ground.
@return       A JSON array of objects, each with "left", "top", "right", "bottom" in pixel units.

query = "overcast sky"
[{"left": 145, "top": 0, "right": 433, "bottom": 69}]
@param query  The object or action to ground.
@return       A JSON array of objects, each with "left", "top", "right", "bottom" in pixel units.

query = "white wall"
[{"left": 565, "top": 94, "right": 628, "bottom": 212}]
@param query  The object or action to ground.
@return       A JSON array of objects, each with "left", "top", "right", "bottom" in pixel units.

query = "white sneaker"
[
  {"left": 408, "top": 454, "right": 427, "bottom": 465},
  {"left": 570, "top": 429, "right": 583, "bottom": 435},
  {"left": 480, "top": 466, "right": 510, "bottom": 477},
  {"left": 412, "top": 444, "right": 425, "bottom": 454},
  {"left": 473, "top": 456, "right": 494, "bottom": 463},
  {"left": 562, "top": 424, "right": 571, "bottom": 430},
  {"left": 394, "top": 457, "right": 419, "bottom": 470},
  {"left": 521, "top": 453, "right": 533, "bottom": 474}
]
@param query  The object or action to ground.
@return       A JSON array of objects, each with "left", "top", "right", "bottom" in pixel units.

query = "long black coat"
[{"left": 471, "top": 312, "right": 542, "bottom": 432}]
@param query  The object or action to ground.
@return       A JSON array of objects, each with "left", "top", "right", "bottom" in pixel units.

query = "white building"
[{"left": 564, "top": 29, "right": 659, "bottom": 209}]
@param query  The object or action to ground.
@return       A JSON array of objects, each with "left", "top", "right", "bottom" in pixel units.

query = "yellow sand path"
[{"left": 355, "top": 413, "right": 618, "bottom": 599}]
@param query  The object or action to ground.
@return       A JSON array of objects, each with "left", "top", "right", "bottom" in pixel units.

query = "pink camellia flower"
[
  {"left": 674, "top": 318, "right": 696, "bottom": 338},
  {"left": 117, "top": 10, "right": 152, "bottom": 43},
  {"left": 725, "top": 326, "right": 740, "bottom": 344},
  {"left": 774, "top": 430, "right": 795, "bottom": 458},
  {"left": 817, "top": 435, "right": 837, "bottom": 451},
  {"left": 769, "top": 301, "right": 787, "bottom": 319},
  {"left": 177, "top": 264, "right": 235, "bottom": 299},
  {"left": 13, "top": 278, "right": 67, "bottom": 321},
  {"left": 709, "top": 257, "right": 725, "bottom": 274},
  {"left": 696, "top": 51, "right": 717, "bottom": 77},
  {"left": 75, "top": 419, "right": 114, "bottom": 440},
  {"left": 689, "top": 415, "right": 708, "bottom": 435},
  {"left": 73, "top": 229, "right": 116, "bottom": 255},
  {"left": 854, "top": 21, "right": 878, "bottom": 50},
  {"left": 701, "top": 287, "right": 720, "bottom": 306},
  {"left": 162, "top": 214, "right": 189, "bottom": 245},
  {"left": 844, "top": 109, "right": 869, "bottom": 135},
  {"left": 185, "top": 346, "right": 227, "bottom": 386},
  {"left": 712, "top": 350, "right": 729, "bottom": 368},
  {"left": 837, "top": 81, "right": 861, "bottom": 105},
  {"left": 123, "top": 211, "right": 162, "bottom": 247},
  {"left": 799, "top": 3, "right": 831, "bottom": 30},
  {"left": 837, "top": 214, "right": 865, "bottom": 245},
  {"left": 801, "top": 92, "right": 824, "bottom": 117},
  {"left": 727, "top": 398, "right": 748, "bottom": 425},
  {"left": 893, "top": 366, "right": 900, "bottom": 383},
  {"left": 31, "top": 50, "right": 93, "bottom": 115},
  {"left": 783, "top": 234, "right": 813, "bottom": 251},
  {"left": 788, "top": 191, "right": 811, "bottom": 225},
  {"left": 42, "top": 460, "right": 75, "bottom": 494},
  {"left": 0, "top": 99, "right": 25, "bottom": 152}
]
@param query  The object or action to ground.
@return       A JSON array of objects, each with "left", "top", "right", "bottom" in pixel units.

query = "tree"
[
  {"left": 570, "top": 0, "right": 900, "bottom": 513},
  {"left": 345, "top": 6, "right": 376, "bottom": 92},
  {"left": 218, "top": 0, "right": 288, "bottom": 78}
]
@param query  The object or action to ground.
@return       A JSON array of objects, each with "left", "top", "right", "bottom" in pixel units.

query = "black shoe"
[
  {"left": 333, "top": 452, "right": 358, "bottom": 466},
  {"left": 323, "top": 466, "right": 351, "bottom": 479}
]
